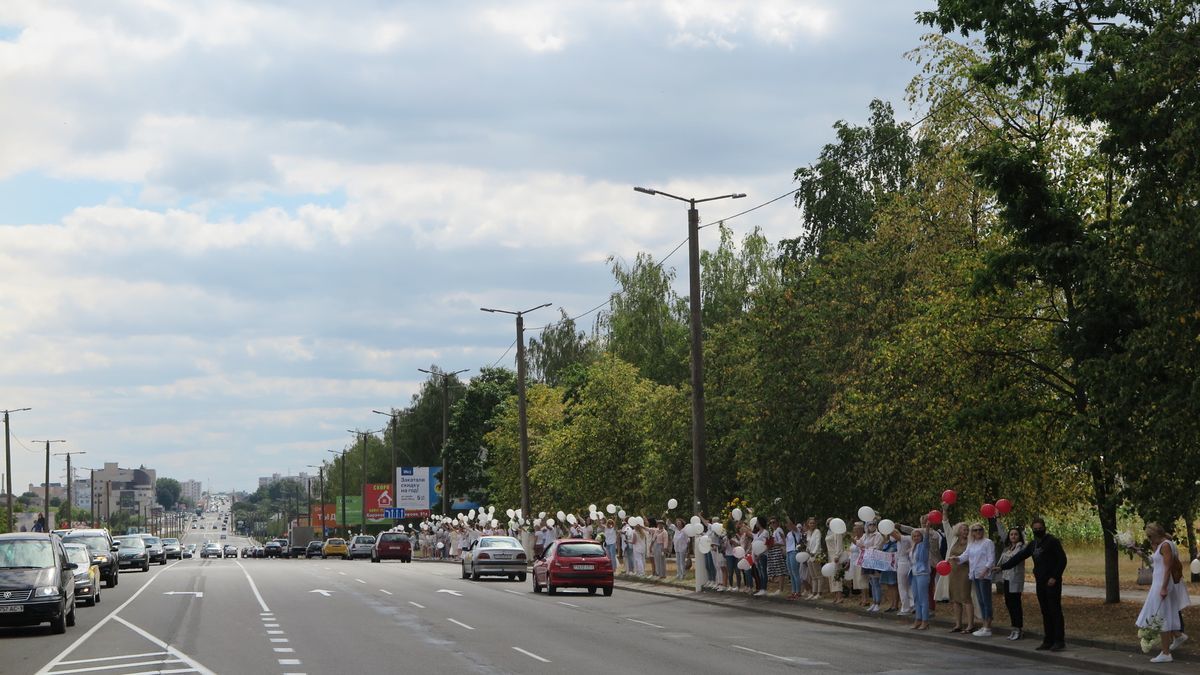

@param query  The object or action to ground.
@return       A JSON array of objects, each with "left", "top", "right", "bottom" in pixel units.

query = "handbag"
[{"left": 1136, "top": 565, "right": 1153, "bottom": 586}]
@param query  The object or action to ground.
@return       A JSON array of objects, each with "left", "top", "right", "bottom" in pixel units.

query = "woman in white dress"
[{"left": 1136, "top": 523, "right": 1191, "bottom": 663}]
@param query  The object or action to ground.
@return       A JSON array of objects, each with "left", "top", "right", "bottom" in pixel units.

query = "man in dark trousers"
[{"left": 998, "top": 517, "right": 1068, "bottom": 650}]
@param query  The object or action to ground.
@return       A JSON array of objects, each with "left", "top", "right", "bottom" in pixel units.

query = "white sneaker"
[
  {"left": 868, "top": 604, "right": 879, "bottom": 612},
  {"left": 753, "top": 590, "right": 766, "bottom": 597},
  {"left": 1150, "top": 653, "right": 1173, "bottom": 663},
  {"left": 1170, "top": 633, "right": 1188, "bottom": 651},
  {"left": 897, "top": 610, "right": 911, "bottom": 616},
  {"left": 972, "top": 628, "right": 992, "bottom": 637}
]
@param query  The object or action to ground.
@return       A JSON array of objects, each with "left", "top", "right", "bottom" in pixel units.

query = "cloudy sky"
[{"left": 0, "top": 0, "right": 932, "bottom": 495}]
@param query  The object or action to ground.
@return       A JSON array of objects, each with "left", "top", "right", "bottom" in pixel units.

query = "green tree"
[
  {"left": 527, "top": 310, "right": 598, "bottom": 387},
  {"left": 597, "top": 252, "right": 689, "bottom": 385},
  {"left": 444, "top": 368, "right": 516, "bottom": 507},
  {"left": 484, "top": 384, "right": 565, "bottom": 510},
  {"left": 156, "top": 478, "right": 182, "bottom": 510}
]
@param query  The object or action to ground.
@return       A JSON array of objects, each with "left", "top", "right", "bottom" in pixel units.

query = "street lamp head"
[
  {"left": 480, "top": 307, "right": 498, "bottom": 313},
  {"left": 633, "top": 186, "right": 657, "bottom": 195},
  {"left": 732, "top": 193, "right": 747, "bottom": 199}
]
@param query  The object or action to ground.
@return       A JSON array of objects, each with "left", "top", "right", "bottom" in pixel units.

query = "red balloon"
[
  {"left": 936, "top": 560, "right": 952, "bottom": 576},
  {"left": 980, "top": 503, "right": 997, "bottom": 519},
  {"left": 941, "top": 489, "right": 957, "bottom": 505},
  {"left": 996, "top": 498, "right": 1013, "bottom": 515},
  {"left": 927, "top": 509, "right": 943, "bottom": 525}
]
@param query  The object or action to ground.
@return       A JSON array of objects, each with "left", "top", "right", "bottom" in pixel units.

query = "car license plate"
[
  {"left": 493, "top": 553, "right": 511, "bottom": 559},
  {"left": 0, "top": 605, "right": 24, "bottom": 613},
  {"left": 573, "top": 564, "right": 595, "bottom": 570}
]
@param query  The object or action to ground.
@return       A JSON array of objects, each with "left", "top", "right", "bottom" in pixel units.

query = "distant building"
[
  {"left": 258, "top": 472, "right": 314, "bottom": 494},
  {"left": 24, "top": 483, "right": 66, "bottom": 506},
  {"left": 180, "top": 479, "right": 203, "bottom": 504},
  {"left": 91, "top": 462, "right": 157, "bottom": 521}
]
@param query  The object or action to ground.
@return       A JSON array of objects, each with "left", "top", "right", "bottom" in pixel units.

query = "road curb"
[{"left": 613, "top": 580, "right": 1191, "bottom": 675}]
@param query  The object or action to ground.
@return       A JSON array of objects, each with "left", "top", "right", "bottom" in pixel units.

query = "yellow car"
[
  {"left": 64, "top": 543, "right": 101, "bottom": 605},
  {"left": 322, "top": 538, "right": 349, "bottom": 559}
]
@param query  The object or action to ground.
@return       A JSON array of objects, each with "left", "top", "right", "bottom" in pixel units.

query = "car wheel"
[
  {"left": 461, "top": 564, "right": 469, "bottom": 580},
  {"left": 50, "top": 605, "right": 67, "bottom": 634},
  {"left": 532, "top": 576, "right": 542, "bottom": 593},
  {"left": 142, "top": 561, "right": 150, "bottom": 572},
  {"left": 588, "top": 587, "right": 597, "bottom": 595},
  {"left": 603, "top": 587, "right": 613, "bottom": 597},
  {"left": 66, "top": 603, "right": 76, "bottom": 627},
  {"left": 471, "top": 568, "right": 480, "bottom": 581},
  {"left": 372, "top": 556, "right": 379, "bottom": 563},
  {"left": 518, "top": 572, "right": 527, "bottom": 582},
  {"left": 547, "top": 584, "right": 557, "bottom": 595}
]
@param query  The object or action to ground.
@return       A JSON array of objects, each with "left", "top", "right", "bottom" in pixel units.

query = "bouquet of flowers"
[
  {"left": 1116, "top": 531, "right": 1151, "bottom": 567},
  {"left": 1138, "top": 614, "right": 1164, "bottom": 654}
]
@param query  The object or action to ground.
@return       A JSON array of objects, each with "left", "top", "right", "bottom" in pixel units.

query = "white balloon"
[
  {"left": 737, "top": 558, "right": 752, "bottom": 570},
  {"left": 830, "top": 518, "right": 847, "bottom": 535},
  {"left": 557, "top": 510, "right": 566, "bottom": 522},
  {"left": 796, "top": 551, "right": 811, "bottom": 564},
  {"left": 821, "top": 562, "right": 836, "bottom": 578},
  {"left": 687, "top": 523, "right": 703, "bottom": 536},
  {"left": 751, "top": 540, "right": 767, "bottom": 556},
  {"left": 468, "top": 509, "right": 476, "bottom": 519},
  {"left": 668, "top": 498, "right": 679, "bottom": 510},
  {"left": 436, "top": 542, "right": 444, "bottom": 549},
  {"left": 878, "top": 519, "right": 895, "bottom": 536},
  {"left": 690, "top": 515, "right": 701, "bottom": 526},
  {"left": 591, "top": 512, "right": 601, "bottom": 521},
  {"left": 506, "top": 508, "right": 515, "bottom": 519},
  {"left": 567, "top": 513, "right": 577, "bottom": 525},
  {"left": 589, "top": 504, "right": 597, "bottom": 513},
  {"left": 546, "top": 518, "right": 555, "bottom": 527},
  {"left": 710, "top": 523, "right": 724, "bottom": 536},
  {"left": 618, "top": 510, "right": 626, "bottom": 519},
  {"left": 490, "top": 519, "right": 499, "bottom": 528},
  {"left": 606, "top": 504, "right": 617, "bottom": 514},
  {"left": 733, "top": 546, "right": 746, "bottom": 559},
  {"left": 1192, "top": 558, "right": 1200, "bottom": 575},
  {"left": 749, "top": 516, "right": 758, "bottom": 528},
  {"left": 539, "top": 512, "right": 547, "bottom": 519},
  {"left": 858, "top": 506, "right": 876, "bottom": 523},
  {"left": 488, "top": 505, "right": 496, "bottom": 514},
  {"left": 533, "top": 518, "right": 542, "bottom": 527},
  {"left": 732, "top": 508, "right": 743, "bottom": 521},
  {"left": 515, "top": 509, "right": 522, "bottom": 518}
]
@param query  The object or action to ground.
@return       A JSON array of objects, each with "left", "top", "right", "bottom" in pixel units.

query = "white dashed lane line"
[
  {"left": 379, "top": 589, "right": 392, "bottom": 595},
  {"left": 513, "top": 647, "right": 551, "bottom": 663},
  {"left": 625, "top": 618, "right": 664, "bottom": 629},
  {"left": 556, "top": 601, "right": 579, "bottom": 608},
  {"left": 355, "top": 578, "right": 366, "bottom": 584},
  {"left": 408, "top": 601, "right": 425, "bottom": 609},
  {"left": 447, "top": 618, "right": 475, "bottom": 631}
]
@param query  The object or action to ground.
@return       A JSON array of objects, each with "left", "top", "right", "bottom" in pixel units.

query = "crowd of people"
[{"left": 406, "top": 503, "right": 1192, "bottom": 664}]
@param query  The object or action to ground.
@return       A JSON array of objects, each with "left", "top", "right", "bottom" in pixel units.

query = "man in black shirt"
[{"left": 998, "top": 517, "right": 1068, "bottom": 650}]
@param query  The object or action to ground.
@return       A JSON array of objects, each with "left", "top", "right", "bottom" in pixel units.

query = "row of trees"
[{"left": 315, "top": 4, "right": 1198, "bottom": 603}]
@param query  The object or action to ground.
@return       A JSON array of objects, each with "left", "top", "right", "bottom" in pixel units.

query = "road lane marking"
[
  {"left": 309, "top": 589, "right": 334, "bottom": 597},
  {"left": 35, "top": 562, "right": 184, "bottom": 675},
  {"left": 380, "top": 589, "right": 393, "bottom": 595},
  {"left": 355, "top": 578, "right": 366, "bottom": 584},
  {"left": 110, "top": 616, "right": 217, "bottom": 675},
  {"left": 264, "top": 623, "right": 280, "bottom": 627},
  {"left": 338, "top": 571, "right": 347, "bottom": 576},
  {"left": 557, "top": 601, "right": 579, "bottom": 608},
  {"left": 626, "top": 618, "right": 664, "bottom": 629},
  {"left": 233, "top": 561, "right": 271, "bottom": 612},
  {"left": 731, "top": 645, "right": 801, "bottom": 663},
  {"left": 123, "top": 668, "right": 198, "bottom": 675},
  {"left": 512, "top": 647, "right": 550, "bottom": 663},
  {"left": 56, "top": 652, "right": 168, "bottom": 665},
  {"left": 270, "top": 638, "right": 289, "bottom": 643},
  {"left": 267, "top": 630, "right": 285, "bottom": 635},
  {"left": 278, "top": 659, "right": 301, "bottom": 665},
  {"left": 408, "top": 601, "right": 425, "bottom": 609},
  {"left": 260, "top": 612, "right": 273, "bottom": 616},
  {"left": 273, "top": 648, "right": 295, "bottom": 653},
  {"left": 447, "top": 618, "right": 475, "bottom": 630},
  {"left": 48, "top": 659, "right": 184, "bottom": 674},
  {"left": 503, "top": 589, "right": 523, "bottom": 595},
  {"left": 435, "top": 589, "right": 463, "bottom": 596}
]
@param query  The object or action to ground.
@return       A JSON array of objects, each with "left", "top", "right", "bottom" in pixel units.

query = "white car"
[{"left": 461, "top": 536, "right": 528, "bottom": 581}]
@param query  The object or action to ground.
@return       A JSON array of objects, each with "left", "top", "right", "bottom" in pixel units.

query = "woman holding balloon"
[
  {"left": 950, "top": 521, "right": 996, "bottom": 636},
  {"left": 943, "top": 506, "right": 975, "bottom": 633},
  {"left": 825, "top": 518, "right": 847, "bottom": 603},
  {"left": 909, "top": 527, "right": 932, "bottom": 629}
]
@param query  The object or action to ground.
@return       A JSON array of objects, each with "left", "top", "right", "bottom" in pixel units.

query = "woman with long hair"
[
  {"left": 909, "top": 528, "right": 931, "bottom": 630},
  {"left": 997, "top": 526, "right": 1027, "bottom": 640},
  {"left": 950, "top": 522, "right": 995, "bottom": 636},
  {"left": 944, "top": 515, "right": 974, "bottom": 633},
  {"left": 1136, "top": 522, "right": 1191, "bottom": 663}
]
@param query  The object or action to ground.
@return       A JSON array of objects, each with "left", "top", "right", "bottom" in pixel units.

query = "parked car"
[
  {"left": 63, "top": 543, "right": 101, "bottom": 606},
  {"left": 532, "top": 539, "right": 613, "bottom": 596},
  {"left": 138, "top": 535, "right": 167, "bottom": 565},
  {"left": 347, "top": 535, "right": 375, "bottom": 559},
  {"left": 200, "top": 543, "right": 222, "bottom": 559},
  {"left": 305, "top": 541, "right": 324, "bottom": 558},
  {"left": 223, "top": 545, "right": 237, "bottom": 558},
  {"left": 264, "top": 540, "right": 284, "bottom": 558},
  {"left": 462, "top": 536, "right": 527, "bottom": 581},
  {"left": 114, "top": 535, "right": 150, "bottom": 572},
  {"left": 161, "top": 538, "right": 182, "bottom": 560},
  {"left": 61, "top": 529, "right": 118, "bottom": 588},
  {"left": 322, "top": 538, "right": 348, "bottom": 559},
  {"left": 0, "top": 533, "right": 78, "bottom": 633},
  {"left": 372, "top": 531, "right": 412, "bottom": 563}
]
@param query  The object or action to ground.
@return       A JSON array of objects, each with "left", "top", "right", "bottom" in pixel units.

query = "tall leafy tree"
[
  {"left": 443, "top": 368, "right": 516, "bottom": 507},
  {"left": 155, "top": 478, "right": 181, "bottom": 510},
  {"left": 527, "top": 310, "right": 598, "bottom": 386},
  {"left": 596, "top": 252, "right": 689, "bottom": 385}
]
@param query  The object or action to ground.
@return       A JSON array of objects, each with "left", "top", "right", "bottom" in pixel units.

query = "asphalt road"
[{"left": 4, "top": 526, "right": 1099, "bottom": 674}]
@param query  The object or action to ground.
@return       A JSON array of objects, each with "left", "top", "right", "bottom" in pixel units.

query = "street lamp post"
[
  {"left": 373, "top": 410, "right": 414, "bottom": 522},
  {"left": 2, "top": 408, "right": 31, "bottom": 532},
  {"left": 53, "top": 451, "right": 86, "bottom": 529},
  {"left": 347, "top": 429, "right": 385, "bottom": 535},
  {"left": 481, "top": 303, "right": 550, "bottom": 519},
  {"left": 307, "top": 464, "right": 324, "bottom": 536},
  {"left": 634, "top": 186, "right": 745, "bottom": 516},
  {"left": 417, "top": 367, "right": 469, "bottom": 515},
  {"left": 327, "top": 449, "right": 348, "bottom": 537},
  {"left": 32, "top": 439, "right": 66, "bottom": 531}
]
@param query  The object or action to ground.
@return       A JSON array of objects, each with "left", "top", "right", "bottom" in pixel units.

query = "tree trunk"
[
  {"left": 1186, "top": 507, "right": 1198, "bottom": 583},
  {"left": 1091, "top": 468, "right": 1121, "bottom": 604}
]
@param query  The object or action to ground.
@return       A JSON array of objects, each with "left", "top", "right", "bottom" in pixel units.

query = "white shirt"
[
  {"left": 958, "top": 537, "right": 995, "bottom": 579},
  {"left": 807, "top": 529, "right": 822, "bottom": 555}
]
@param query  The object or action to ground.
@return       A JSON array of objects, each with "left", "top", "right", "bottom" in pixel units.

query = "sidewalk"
[{"left": 612, "top": 576, "right": 1196, "bottom": 674}]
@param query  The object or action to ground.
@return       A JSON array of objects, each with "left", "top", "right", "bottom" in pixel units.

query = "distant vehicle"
[
  {"left": 322, "top": 538, "right": 348, "bottom": 559},
  {"left": 62, "top": 529, "right": 118, "bottom": 588},
  {"left": 63, "top": 543, "right": 101, "bottom": 606},
  {"left": 532, "top": 540, "right": 613, "bottom": 596},
  {"left": 161, "top": 538, "right": 182, "bottom": 560},
  {"left": 253, "top": 546, "right": 265, "bottom": 558},
  {"left": 462, "top": 536, "right": 527, "bottom": 581},
  {"left": 0, "top": 533, "right": 78, "bottom": 633},
  {"left": 182, "top": 544, "right": 194, "bottom": 559},
  {"left": 264, "top": 540, "right": 283, "bottom": 558},
  {"left": 200, "top": 543, "right": 222, "bottom": 559},
  {"left": 114, "top": 535, "right": 150, "bottom": 572},
  {"left": 219, "top": 534, "right": 227, "bottom": 540},
  {"left": 347, "top": 535, "right": 376, "bottom": 559},
  {"left": 305, "top": 541, "right": 324, "bottom": 558},
  {"left": 138, "top": 535, "right": 166, "bottom": 565},
  {"left": 371, "top": 532, "right": 412, "bottom": 563},
  {"left": 223, "top": 545, "right": 237, "bottom": 558},
  {"left": 240, "top": 547, "right": 252, "bottom": 558}
]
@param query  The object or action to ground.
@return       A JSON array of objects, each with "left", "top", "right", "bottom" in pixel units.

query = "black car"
[
  {"left": 138, "top": 535, "right": 167, "bottom": 565},
  {"left": 264, "top": 540, "right": 283, "bottom": 558},
  {"left": 61, "top": 529, "right": 119, "bottom": 588},
  {"left": 114, "top": 536, "right": 150, "bottom": 572},
  {"left": 305, "top": 541, "right": 324, "bottom": 558},
  {"left": 0, "top": 533, "right": 78, "bottom": 634}
]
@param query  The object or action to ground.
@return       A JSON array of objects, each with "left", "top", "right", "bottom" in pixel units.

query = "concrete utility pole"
[
  {"left": 327, "top": 449, "right": 348, "bottom": 536},
  {"left": 481, "top": 303, "right": 550, "bottom": 519},
  {"left": 417, "top": 367, "right": 469, "bottom": 515},
  {"left": 634, "top": 186, "right": 745, "bottom": 516},
  {"left": 307, "top": 463, "right": 324, "bottom": 535},
  {"left": 32, "top": 439, "right": 66, "bottom": 531},
  {"left": 2, "top": 408, "right": 31, "bottom": 532},
  {"left": 347, "top": 429, "right": 384, "bottom": 534},
  {"left": 373, "top": 409, "right": 413, "bottom": 522},
  {"left": 54, "top": 451, "right": 86, "bottom": 528}
]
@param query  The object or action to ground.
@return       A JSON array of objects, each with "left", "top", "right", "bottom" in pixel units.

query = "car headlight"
[
  {"left": 36, "top": 586, "right": 59, "bottom": 597},
  {"left": 94, "top": 556, "right": 108, "bottom": 563}
]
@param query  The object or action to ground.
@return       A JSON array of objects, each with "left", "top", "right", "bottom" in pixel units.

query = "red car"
[
  {"left": 371, "top": 531, "right": 412, "bottom": 563},
  {"left": 532, "top": 539, "right": 613, "bottom": 596}
]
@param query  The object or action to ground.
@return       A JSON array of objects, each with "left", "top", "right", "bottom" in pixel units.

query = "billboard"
[
  {"left": 395, "top": 466, "right": 441, "bottom": 518},
  {"left": 363, "top": 483, "right": 394, "bottom": 522}
]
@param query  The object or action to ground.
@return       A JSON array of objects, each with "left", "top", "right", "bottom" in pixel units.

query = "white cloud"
[{"left": 660, "top": 0, "right": 834, "bottom": 50}]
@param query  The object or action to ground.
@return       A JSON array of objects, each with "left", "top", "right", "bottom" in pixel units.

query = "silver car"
[
  {"left": 347, "top": 535, "right": 375, "bottom": 559},
  {"left": 461, "top": 536, "right": 527, "bottom": 581}
]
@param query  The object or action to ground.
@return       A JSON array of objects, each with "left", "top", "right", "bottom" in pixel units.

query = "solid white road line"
[
  {"left": 264, "top": 623, "right": 280, "bottom": 627},
  {"left": 512, "top": 647, "right": 551, "bottom": 663},
  {"left": 447, "top": 618, "right": 475, "bottom": 630},
  {"left": 35, "top": 562, "right": 182, "bottom": 675},
  {"left": 731, "top": 645, "right": 794, "bottom": 663},
  {"left": 111, "top": 616, "right": 218, "bottom": 675},
  {"left": 55, "top": 652, "right": 168, "bottom": 665},
  {"left": 408, "top": 601, "right": 425, "bottom": 609},
  {"left": 122, "top": 669, "right": 197, "bottom": 675},
  {"left": 625, "top": 618, "right": 664, "bottom": 629},
  {"left": 355, "top": 578, "right": 366, "bottom": 584},
  {"left": 267, "top": 630, "right": 285, "bottom": 635},
  {"left": 379, "top": 589, "right": 392, "bottom": 595},
  {"left": 234, "top": 561, "right": 271, "bottom": 612},
  {"left": 556, "top": 601, "right": 579, "bottom": 608},
  {"left": 48, "top": 660, "right": 183, "bottom": 675}
]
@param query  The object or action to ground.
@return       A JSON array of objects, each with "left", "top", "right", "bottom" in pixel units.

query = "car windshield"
[
  {"left": 163, "top": 538, "right": 179, "bottom": 545},
  {"left": 328, "top": 539, "right": 345, "bottom": 545},
  {"left": 557, "top": 543, "right": 606, "bottom": 558},
  {"left": 479, "top": 537, "right": 520, "bottom": 548},
  {"left": 354, "top": 536, "right": 375, "bottom": 544},
  {"left": 63, "top": 534, "right": 109, "bottom": 552},
  {"left": 117, "top": 536, "right": 146, "bottom": 549},
  {"left": 378, "top": 533, "right": 408, "bottom": 542},
  {"left": 65, "top": 545, "right": 91, "bottom": 567},
  {"left": 0, "top": 540, "right": 55, "bottom": 568},
  {"left": 143, "top": 537, "right": 161, "bottom": 546}
]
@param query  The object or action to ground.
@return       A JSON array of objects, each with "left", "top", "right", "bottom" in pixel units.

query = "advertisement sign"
[
  {"left": 364, "top": 483, "right": 394, "bottom": 522},
  {"left": 311, "top": 503, "right": 338, "bottom": 527},
  {"left": 395, "top": 466, "right": 441, "bottom": 518}
]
